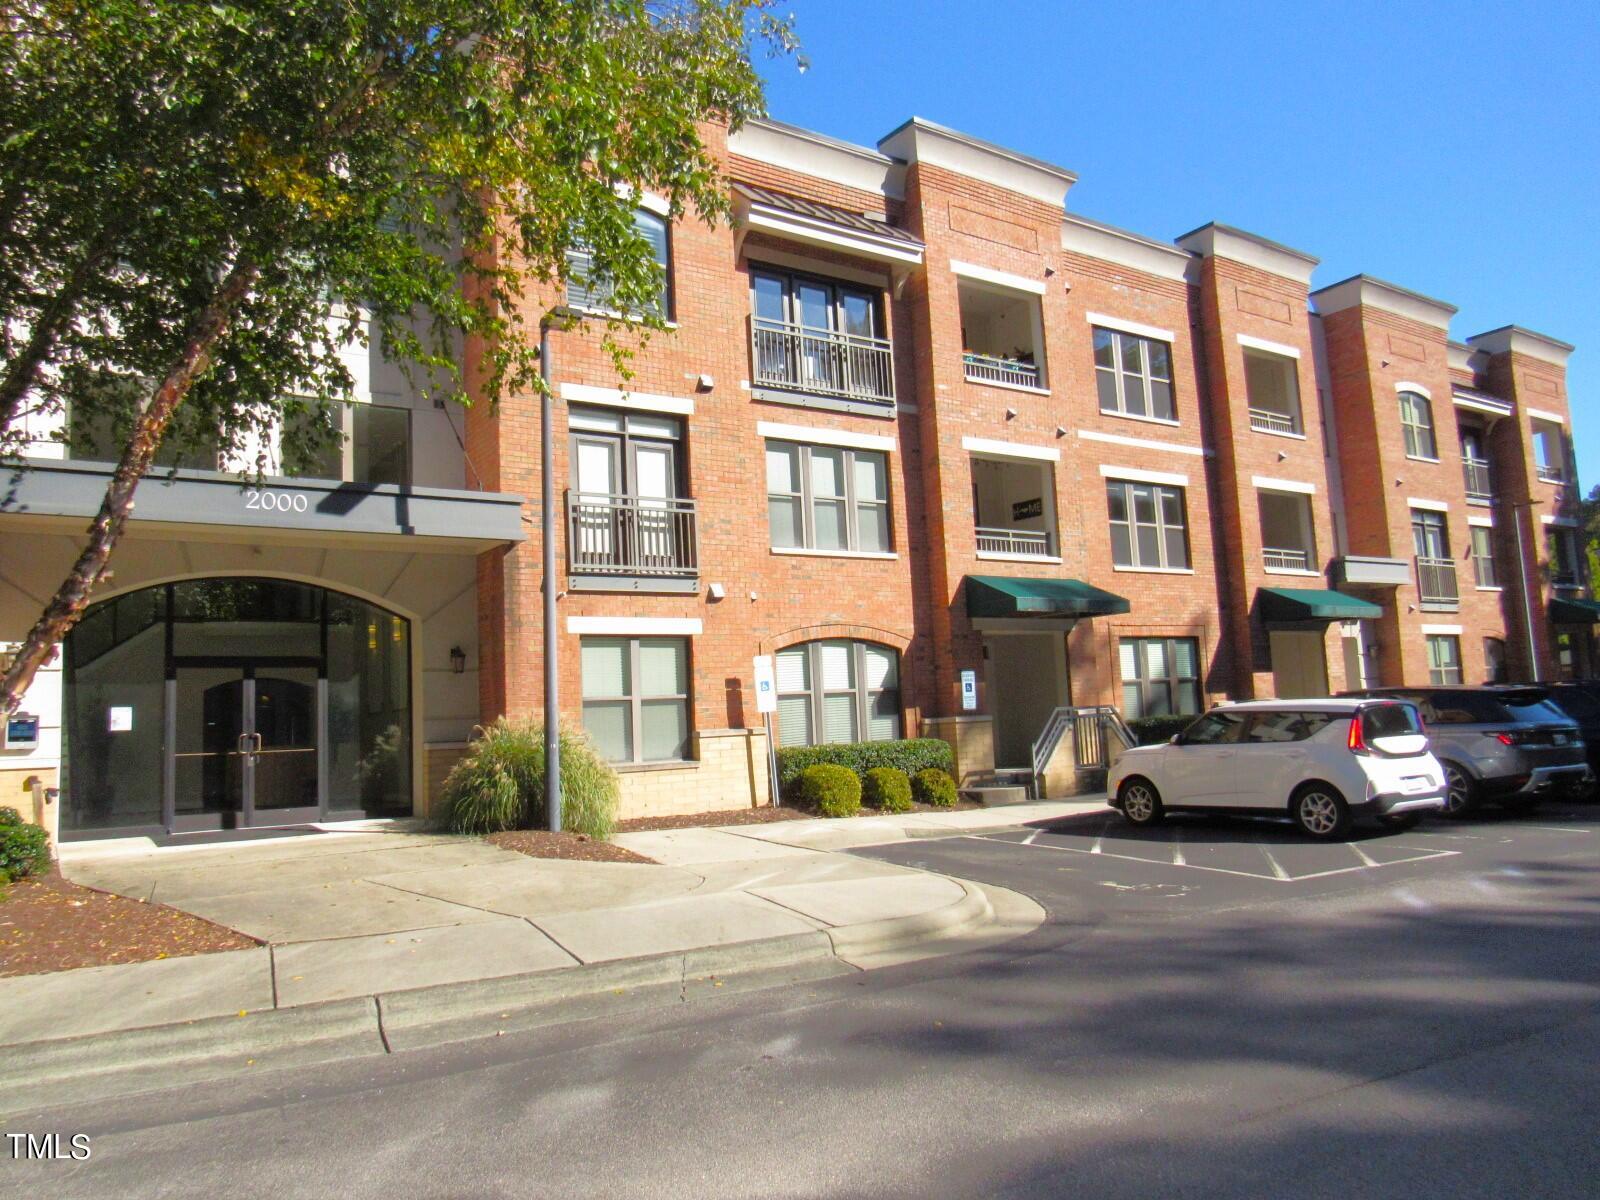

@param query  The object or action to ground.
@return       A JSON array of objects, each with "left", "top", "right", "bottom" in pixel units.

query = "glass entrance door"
[{"left": 168, "top": 663, "right": 323, "bottom": 830}]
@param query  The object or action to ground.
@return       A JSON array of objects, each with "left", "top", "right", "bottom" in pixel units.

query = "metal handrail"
[
  {"left": 1030, "top": 705, "right": 1139, "bottom": 798},
  {"left": 1416, "top": 554, "right": 1459, "bottom": 605},
  {"left": 1248, "top": 406, "right": 1299, "bottom": 435},
  {"left": 1262, "top": 546, "right": 1312, "bottom": 571},
  {"left": 963, "top": 351, "right": 1041, "bottom": 389},
  {"left": 1461, "top": 457, "right": 1492, "bottom": 500},
  {"left": 751, "top": 317, "right": 895, "bottom": 404},
  {"left": 975, "top": 526, "right": 1053, "bottom": 557},
  {"left": 566, "top": 491, "right": 698, "bottom": 577}
]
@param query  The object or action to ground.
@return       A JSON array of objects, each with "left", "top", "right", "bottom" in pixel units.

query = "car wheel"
[
  {"left": 1118, "top": 779, "right": 1164, "bottom": 826},
  {"left": 1292, "top": 784, "right": 1351, "bottom": 840},
  {"left": 1440, "top": 762, "right": 1478, "bottom": 818},
  {"left": 1376, "top": 813, "right": 1420, "bottom": 832}
]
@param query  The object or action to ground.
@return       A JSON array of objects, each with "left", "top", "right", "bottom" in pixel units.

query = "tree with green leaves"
[
  {"left": 1582, "top": 482, "right": 1600, "bottom": 589},
  {"left": 0, "top": 0, "right": 799, "bottom": 715}
]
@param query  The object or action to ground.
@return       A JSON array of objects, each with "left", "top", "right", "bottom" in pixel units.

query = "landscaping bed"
[
  {"left": 617, "top": 805, "right": 811, "bottom": 832},
  {"left": 0, "top": 869, "right": 257, "bottom": 979},
  {"left": 486, "top": 829, "right": 656, "bottom": 864}
]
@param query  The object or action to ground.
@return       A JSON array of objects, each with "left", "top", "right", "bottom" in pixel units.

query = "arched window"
[
  {"left": 566, "top": 207, "right": 671, "bottom": 319},
  {"left": 1398, "top": 390, "right": 1437, "bottom": 459},
  {"left": 775, "top": 640, "right": 900, "bottom": 747}
]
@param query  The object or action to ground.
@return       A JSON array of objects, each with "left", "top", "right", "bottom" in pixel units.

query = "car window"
[
  {"left": 1549, "top": 688, "right": 1600, "bottom": 722},
  {"left": 1182, "top": 711, "right": 1247, "bottom": 745},
  {"left": 1361, "top": 703, "right": 1423, "bottom": 739},
  {"left": 1425, "top": 692, "right": 1503, "bottom": 723},
  {"left": 1500, "top": 691, "right": 1573, "bottom": 725},
  {"left": 1244, "top": 711, "right": 1333, "bottom": 743}
]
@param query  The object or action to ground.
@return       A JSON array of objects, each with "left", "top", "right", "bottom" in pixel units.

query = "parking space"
[{"left": 862, "top": 801, "right": 1598, "bottom": 914}]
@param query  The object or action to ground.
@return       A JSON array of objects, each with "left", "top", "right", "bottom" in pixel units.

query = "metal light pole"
[
  {"left": 539, "top": 317, "right": 562, "bottom": 832},
  {"left": 1507, "top": 497, "right": 1543, "bottom": 683}
]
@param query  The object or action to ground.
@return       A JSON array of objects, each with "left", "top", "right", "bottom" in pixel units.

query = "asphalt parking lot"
[{"left": 861, "top": 798, "right": 1599, "bottom": 914}]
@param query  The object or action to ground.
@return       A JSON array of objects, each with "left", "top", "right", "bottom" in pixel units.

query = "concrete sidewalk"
[{"left": 0, "top": 798, "right": 1101, "bottom": 1114}]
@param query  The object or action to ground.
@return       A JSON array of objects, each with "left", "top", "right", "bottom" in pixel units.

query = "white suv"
[{"left": 1108, "top": 699, "right": 1446, "bottom": 839}]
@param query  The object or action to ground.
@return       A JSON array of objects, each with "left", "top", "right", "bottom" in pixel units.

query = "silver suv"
[{"left": 1341, "top": 686, "right": 1587, "bottom": 816}]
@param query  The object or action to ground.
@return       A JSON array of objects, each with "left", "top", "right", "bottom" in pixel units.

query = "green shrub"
[
  {"left": 441, "top": 718, "right": 619, "bottom": 838},
  {"left": 0, "top": 820, "right": 50, "bottom": 880},
  {"left": 775, "top": 738, "right": 953, "bottom": 795},
  {"left": 911, "top": 767, "right": 959, "bottom": 808},
  {"left": 1128, "top": 715, "right": 1196, "bottom": 745},
  {"left": 795, "top": 763, "right": 861, "bottom": 818},
  {"left": 862, "top": 767, "right": 913, "bottom": 813},
  {"left": 0, "top": 805, "right": 22, "bottom": 826}
]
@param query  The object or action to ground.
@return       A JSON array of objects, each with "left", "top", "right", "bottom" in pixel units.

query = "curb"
[{"left": 0, "top": 876, "right": 1000, "bottom": 1116}]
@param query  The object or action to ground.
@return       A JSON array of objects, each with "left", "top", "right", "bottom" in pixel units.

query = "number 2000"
[{"left": 244, "top": 490, "right": 309, "bottom": 513}]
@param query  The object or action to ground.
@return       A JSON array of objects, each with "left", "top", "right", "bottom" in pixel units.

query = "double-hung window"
[
  {"left": 580, "top": 637, "right": 691, "bottom": 763},
  {"left": 1119, "top": 637, "right": 1202, "bottom": 718},
  {"left": 566, "top": 208, "right": 671, "bottom": 320},
  {"left": 775, "top": 640, "right": 901, "bottom": 747},
  {"left": 766, "top": 440, "right": 890, "bottom": 553},
  {"left": 1106, "top": 479, "right": 1190, "bottom": 570},
  {"left": 1093, "top": 328, "right": 1175, "bottom": 421},
  {"left": 1470, "top": 525, "right": 1498, "bottom": 588},
  {"left": 1398, "top": 391, "right": 1437, "bottom": 460}
]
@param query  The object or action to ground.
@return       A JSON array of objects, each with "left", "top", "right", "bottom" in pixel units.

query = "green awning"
[
  {"left": 1257, "top": 586, "right": 1382, "bottom": 623},
  {"left": 966, "top": 575, "right": 1130, "bottom": 619},
  {"left": 1551, "top": 597, "right": 1600, "bottom": 624}
]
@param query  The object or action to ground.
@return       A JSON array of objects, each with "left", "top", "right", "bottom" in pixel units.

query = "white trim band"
[
  {"left": 1466, "top": 515, "right": 1494, "bottom": 528},
  {"left": 1076, "top": 429, "right": 1205, "bottom": 458},
  {"left": 1085, "top": 312, "right": 1176, "bottom": 344},
  {"left": 1541, "top": 514, "right": 1578, "bottom": 526},
  {"left": 1407, "top": 497, "right": 1449, "bottom": 512},
  {"left": 1394, "top": 381, "right": 1432, "bottom": 399},
  {"left": 560, "top": 382, "right": 695, "bottom": 416},
  {"left": 757, "top": 421, "right": 896, "bottom": 452},
  {"left": 961, "top": 435, "right": 1060, "bottom": 462},
  {"left": 949, "top": 259, "right": 1047, "bottom": 295},
  {"left": 567, "top": 617, "right": 703, "bottom": 636},
  {"left": 1421, "top": 624, "right": 1464, "bottom": 636},
  {"left": 1098, "top": 464, "right": 1190, "bottom": 487},
  {"left": 1237, "top": 333, "right": 1301, "bottom": 359},
  {"left": 1251, "top": 474, "right": 1316, "bottom": 494},
  {"left": 1527, "top": 407, "right": 1566, "bottom": 425}
]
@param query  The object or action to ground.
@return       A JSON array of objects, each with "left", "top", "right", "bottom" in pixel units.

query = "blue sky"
[{"left": 757, "top": 0, "right": 1598, "bottom": 487}]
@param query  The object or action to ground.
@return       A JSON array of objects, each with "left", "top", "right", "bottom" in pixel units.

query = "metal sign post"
[{"left": 753, "top": 655, "right": 781, "bottom": 806}]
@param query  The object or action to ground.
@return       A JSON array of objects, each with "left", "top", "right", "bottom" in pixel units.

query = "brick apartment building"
[{"left": 2, "top": 115, "right": 1593, "bottom": 836}]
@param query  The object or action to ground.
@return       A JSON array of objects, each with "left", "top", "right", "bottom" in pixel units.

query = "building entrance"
[{"left": 63, "top": 577, "right": 411, "bottom": 837}]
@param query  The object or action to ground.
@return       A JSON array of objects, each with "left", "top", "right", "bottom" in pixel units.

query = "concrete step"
[{"left": 961, "top": 784, "right": 1030, "bottom": 805}]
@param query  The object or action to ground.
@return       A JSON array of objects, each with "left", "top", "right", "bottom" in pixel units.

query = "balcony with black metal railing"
[
  {"left": 566, "top": 491, "right": 698, "bottom": 591},
  {"left": 750, "top": 317, "right": 895, "bottom": 410},
  {"left": 1462, "top": 456, "right": 1492, "bottom": 502},
  {"left": 1416, "top": 555, "right": 1460, "bottom": 608}
]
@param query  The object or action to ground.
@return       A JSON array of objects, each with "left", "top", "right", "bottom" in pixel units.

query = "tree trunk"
[{"left": 0, "top": 258, "right": 258, "bottom": 717}]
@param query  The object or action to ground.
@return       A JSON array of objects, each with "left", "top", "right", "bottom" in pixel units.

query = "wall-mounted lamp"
[{"left": 449, "top": 645, "right": 467, "bottom": 674}]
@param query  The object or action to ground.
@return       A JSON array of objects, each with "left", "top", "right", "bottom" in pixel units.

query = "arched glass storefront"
[{"left": 63, "top": 578, "right": 412, "bottom": 835}]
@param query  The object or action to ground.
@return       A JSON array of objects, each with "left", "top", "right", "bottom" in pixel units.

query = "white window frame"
[{"left": 579, "top": 635, "right": 692, "bottom": 765}]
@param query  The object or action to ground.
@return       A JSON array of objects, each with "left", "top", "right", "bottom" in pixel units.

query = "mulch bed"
[
  {"left": 616, "top": 805, "right": 811, "bottom": 833},
  {"left": 0, "top": 869, "right": 257, "bottom": 979},
  {"left": 486, "top": 829, "right": 657, "bottom": 864}
]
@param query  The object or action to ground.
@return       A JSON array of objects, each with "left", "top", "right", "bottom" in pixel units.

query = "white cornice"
[
  {"left": 729, "top": 118, "right": 903, "bottom": 200},
  {"left": 877, "top": 117, "right": 1075, "bottom": 209},
  {"left": 1465, "top": 325, "right": 1574, "bottom": 368},
  {"left": 1061, "top": 214, "right": 1193, "bottom": 284},
  {"left": 1176, "top": 223, "right": 1318, "bottom": 286},
  {"left": 1311, "top": 275, "right": 1456, "bottom": 330}
]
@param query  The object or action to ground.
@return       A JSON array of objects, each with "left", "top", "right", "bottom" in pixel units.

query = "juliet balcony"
[
  {"left": 566, "top": 491, "right": 699, "bottom": 593},
  {"left": 1416, "top": 555, "right": 1460, "bottom": 608}
]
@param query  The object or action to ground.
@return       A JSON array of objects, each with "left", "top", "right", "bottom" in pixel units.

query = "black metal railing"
[
  {"left": 963, "top": 351, "right": 1041, "bottom": 389},
  {"left": 1416, "top": 555, "right": 1459, "bottom": 606},
  {"left": 751, "top": 317, "right": 894, "bottom": 405},
  {"left": 566, "top": 492, "right": 698, "bottom": 578}
]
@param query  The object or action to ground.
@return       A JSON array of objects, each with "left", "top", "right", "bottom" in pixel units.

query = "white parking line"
[
  {"left": 1255, "top": 840, "right": 1291, "bottom": 881},
  {"left": 1170, "top": 826, "right": 1185, "bottom": 867},
  {"left": 1021, "top": 829, "right": 1041, "bottom": 846},
  {"left": 1089, "top": 817, "right": 1113, "bottom": 855},
  {"left": 967, "top": 833, "right": 1459, "bottom": 883},
  {"left": 1346, "top": 841, "right": 1381, "bottom": 869}
]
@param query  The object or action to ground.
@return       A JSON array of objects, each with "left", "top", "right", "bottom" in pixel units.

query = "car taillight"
[
  {"left": 1348, "top": 716, "right": 1368, "bottom": 755},
  {"left": 1491, "top": 732, "right": 1516, "bottom": 746}
]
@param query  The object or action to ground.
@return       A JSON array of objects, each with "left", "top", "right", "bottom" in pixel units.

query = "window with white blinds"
[
  {"left": 766, "top": 440, "right": 890, "bottom": 553},
  {"left": 565, "top": 208, "right": 671, "bottom": 319},
  {"left": 581, "top": 636, "right": 690, "bottom": 763},
  {"left": 774, "top": 640, "right": 901, "bottom": 747},
  {"left": 1118, "top": 637, "right": 1201, "bottom": 719}
]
